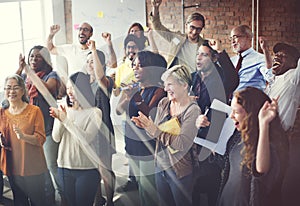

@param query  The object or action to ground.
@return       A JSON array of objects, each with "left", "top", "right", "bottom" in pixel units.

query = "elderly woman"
[
  {"left": 50, "top": 72, "right": 102, "bottom": 206},
  {"left": 0, "top": 74, "right": 47, "bottom": 206},
  {"left": 132, "top": 65, "right": 201, "bottom": 206},
  {"left": 218, "top": 87, "right": 288, "bottom": 206}
]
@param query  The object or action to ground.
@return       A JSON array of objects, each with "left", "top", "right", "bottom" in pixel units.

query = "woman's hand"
[
  {"left": 18, "top": 53, "right": 27, "bottom": 72},
  {"left": 87, "top": 40, "right": 96, "bottom": 51},
  {"left": 50, "top": 105, "right": 67, "bottom": 122},
  {"left": 258, "top": 97, "right": 278, "bottom": 125},
  {"left": 13, "top": 124, "right": 24, "bottom": 140},
  {"left": 132, "top": 111, "right": 155, "bottom": 130},
  {"left": 195, "top": 114, "right": 210, "bottom": 128}
]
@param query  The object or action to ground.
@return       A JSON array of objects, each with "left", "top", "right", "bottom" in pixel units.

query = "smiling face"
[
  {"left": 230, "top": 27, "right": 252, "bottom": 53},
  {"left": 77, "top": 23, "right": 93, "bottom": 45},
  {"left": 129, "top": 25, "right": 142, "bottom": 38},
  {"left": 164, "top": 76, "right": 187, "bottom": 102},
  {"left": 272, "top": 50, "right": 296, "bottom": 76},
  {"left": 4, "top": 78, "right": 24, "bottom": 104},
  {"left": 125, "top": 41, "right": 139, "bottom": 61},
  {"left": 185, "top": 20, "right": 204, "bottom": 43},
  {"left": 230, "top": 96, "right": 247, "bottom": 131}
]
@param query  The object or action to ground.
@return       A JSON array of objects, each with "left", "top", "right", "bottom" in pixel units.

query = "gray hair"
[
  {"left": 161, "top": 65, "right": 192, "bottom": 87},
  {"left": 3, "top": 74, "right": 29, "bottom": 108}
]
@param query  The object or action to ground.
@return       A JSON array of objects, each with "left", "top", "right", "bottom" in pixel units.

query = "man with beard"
[
  {"left": 150, "top": 0, "right": 205, "bottom": 73},
  {"left": 191, "top": 40, "right": 238, "bottom": 206},
  {"left": 262, "top": 42, "right": 300, "bottom": 205},
  {"left": 113, "top": 34, "right": 144, "bottom": 97},
  {"left": 230, "top": 25, "right": 272, "bottom": 91},
  {"left": 47, "top": 22, "right": 113, "bottom": 76}
]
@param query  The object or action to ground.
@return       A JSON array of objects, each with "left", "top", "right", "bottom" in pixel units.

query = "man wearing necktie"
[{"left": 229, "top": 25, "right": 272, "bottom": 91}]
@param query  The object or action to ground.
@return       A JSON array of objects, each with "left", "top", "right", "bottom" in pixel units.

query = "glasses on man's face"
[
  {"left": 189, "top": 25, "right": 203, "bottom": 33},
  {"left": 78, "top": 27, "right": 90, "bottom": 32},
  {"left": 229, "top": 35, "right": 244, "bottom": 41},
  {"left": 4, "top": 86, "right": 22, "bottom": 92},
  {"left": 196, "top": 52, "right": 209, "bottom": 58},
  {"left": 127, "top": 45, "right": 138, "bottom": 50}
]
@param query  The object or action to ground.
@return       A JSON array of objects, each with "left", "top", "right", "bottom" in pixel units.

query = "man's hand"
[
  {"left": 151, "top": 0, "right": 162, "bottom": 7},
  {"left": 50, "top": 25, "right": 60, "bottom": 36},
  {"left": 102, "top": 32, "right": 112, "bottom": 45},
  {"left": 259, "top": 36, "right": 269, "bottom": 52}
]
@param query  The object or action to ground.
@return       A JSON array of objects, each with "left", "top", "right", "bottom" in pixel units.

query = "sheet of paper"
[{"left": 193, "top": 99, "right": 235, "bottom": 155}]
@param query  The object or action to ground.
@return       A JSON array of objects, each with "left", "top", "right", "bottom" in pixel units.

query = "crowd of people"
[{"left": 0, "top": 0, "right": 299, "bottom": 205}]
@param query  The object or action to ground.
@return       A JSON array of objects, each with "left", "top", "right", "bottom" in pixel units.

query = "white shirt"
[
  {"left": 267, "top": 59, "right": 300, "bottom": 131},
  {"left": 56, "top": 44, "right": 91, "bottom": 76}
]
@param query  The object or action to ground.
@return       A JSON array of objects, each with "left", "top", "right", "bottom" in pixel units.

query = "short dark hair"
[
  {"left": 202, "top": 40, "right": 218, "bottom": 60},
  {"left": 124, "top": 34, "right": 146, "bottom": 51},
  {"left": 134, "top": 50, "right": 167, "bottom": 85},
  {"left": 273, "top": 42, "right": 300, "bottom": 63},
  {"left": 186, "top": 12, "right": 205, "bottom": 28}
]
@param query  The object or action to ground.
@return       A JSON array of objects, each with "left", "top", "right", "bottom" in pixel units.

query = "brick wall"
[
  {"left": 64, "top": 0, "right": 300, "bottom": 56},
  {"left": 145, "top": 0, "right": 300, "bottom": 56}
]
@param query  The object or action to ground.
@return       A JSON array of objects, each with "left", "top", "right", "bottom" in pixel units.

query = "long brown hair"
[{"left": 234, "top": 87, "right": 288, "bottom": 172}]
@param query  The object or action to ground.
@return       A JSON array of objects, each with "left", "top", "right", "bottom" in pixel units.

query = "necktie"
[{"left": 235, "top": 53, "right": 243, "bottom": 72}]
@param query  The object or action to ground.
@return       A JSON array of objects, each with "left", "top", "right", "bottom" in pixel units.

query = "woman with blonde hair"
[{"left": 132, "top": 65, "right": 201, "bottom": 206}]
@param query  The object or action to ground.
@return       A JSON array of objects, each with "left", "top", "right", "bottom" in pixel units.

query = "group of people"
[{"left": 0, "top": 0, "right": 299, "bottom": 206}]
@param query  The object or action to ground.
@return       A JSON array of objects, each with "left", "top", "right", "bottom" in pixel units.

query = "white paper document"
[{"left": 194, "top": 99, "right": 236, "bottom": 155}]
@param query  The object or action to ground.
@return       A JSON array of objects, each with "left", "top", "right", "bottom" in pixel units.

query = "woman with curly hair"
[{"left": 218, "top": 87, "right": 288, "bottom": 206}]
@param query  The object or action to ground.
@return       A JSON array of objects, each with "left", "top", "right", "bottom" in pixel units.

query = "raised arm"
[
  {"left": 87, "top": 40, "right": 110, "bottom": 89},
  {"left": 259, "top": 36, "right": 273, "bottom": 69},
  {"left": 47, "top": 25, "right": 61, "bottom": 55},
  {"left": 102, "top": 32, "right": 117, "bottom": 68},
  {"left": 256, "top": 99, "right": 278, "bottom": 173},
  {"left": 16, "top": 54, "right": 60, "bottom": 96},
  {"left": 145, "top": 29, "right": 159, "bottom": 54}
]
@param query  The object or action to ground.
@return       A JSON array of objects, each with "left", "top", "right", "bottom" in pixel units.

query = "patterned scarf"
[{"left": 26, "top": 71, "right": 46, "bottom": 104}]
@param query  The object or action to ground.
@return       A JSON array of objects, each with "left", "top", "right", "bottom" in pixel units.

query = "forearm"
[
  {"left": 107, "top": 43, "right": 117, "bottom": 68},
  {"left": 263, "top": 49, "right": 273, "bottom": 69},
  {"left": 20, "top": 134, "right": 44, "bottom": 146},
  {"left": 47, "top": 34, "right": 57, "bottom": 55},
  {"left": 256, "top": 123, "right": 271, "bottom": 173},
  {"left": 16, "top": 66, "right": 24, "bottom": 76},
  {"left": 116, "top": 93, "right": 129, "bottom": 115}
]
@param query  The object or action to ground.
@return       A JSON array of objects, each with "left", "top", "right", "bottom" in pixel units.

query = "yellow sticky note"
[{"left": 97, "top": 11, "right": 104, "bottom": 18}]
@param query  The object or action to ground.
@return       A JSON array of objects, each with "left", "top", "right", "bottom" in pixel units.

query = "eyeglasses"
[
  {"left": 4, "top": 86, "right": 22, "bottom": 92},
  {"left": 196, "top": 52, "right": 209, "bottom": 57},
  {"left": 229, "top": 35, "right": 244, "bottom": 41},
  {"left": 78, "top": 27, "right": 90, "bottom": 32},
  {"left": 189, "top": 25, "right": 203, "bottom": 33},
  {"left": 127, "top": 45, "right": 138, "bottom": 50}
]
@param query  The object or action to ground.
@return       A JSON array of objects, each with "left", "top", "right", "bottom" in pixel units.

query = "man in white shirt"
[
  {"left": 47, "top": 22, "right": 93, "bottom": 76},
  {"left": 266, "top": 42, "right": 300, "bottom": 205}
]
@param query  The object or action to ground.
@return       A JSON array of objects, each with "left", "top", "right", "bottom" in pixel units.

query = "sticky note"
[
  {"left": 74, "top": 24, "right": 80, "bottom": 30},
  {"left": 97, "top": 11, "right": 104, "bottom": 18}
]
